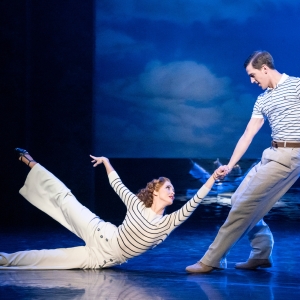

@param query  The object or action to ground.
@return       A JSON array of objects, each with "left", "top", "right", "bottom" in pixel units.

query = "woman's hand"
[
  {"left": 90, "top": 155, "right": 109, "bottom": 167},
  {"left": 90, "top": 155, "right": 114, "bottom": 175},
  {"left": 212, "top": 166, "right": 227, "bottom": 180}
]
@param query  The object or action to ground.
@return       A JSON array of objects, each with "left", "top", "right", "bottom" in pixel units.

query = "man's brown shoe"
[
  {"left": 185, "top": 261, "right": 214, "bottom": 273},
  {"left": 235, "top": 259, "right": 272, "bottom": 270}
]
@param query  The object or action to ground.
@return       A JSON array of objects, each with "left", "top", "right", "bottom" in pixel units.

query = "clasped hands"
[{"left": 212, "top": 165, "right": 231, "bottom": 181}]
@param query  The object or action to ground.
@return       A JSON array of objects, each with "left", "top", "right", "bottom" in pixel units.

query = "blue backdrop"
[{"left": 94, "top": 0, "right": 300, "bottom": 158}]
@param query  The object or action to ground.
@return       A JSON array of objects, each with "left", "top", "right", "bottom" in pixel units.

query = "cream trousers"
[{"left": 0, "top": 164, "right": 121, "bottom": 269}]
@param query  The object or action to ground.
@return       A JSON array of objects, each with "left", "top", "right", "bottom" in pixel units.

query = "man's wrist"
[{"left": 223, "top": 165, "right": 232, "bottom": 174}]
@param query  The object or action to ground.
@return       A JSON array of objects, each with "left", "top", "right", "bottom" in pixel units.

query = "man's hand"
[{"left": 221, "top": 165, "right": 232, "bottom": 176}]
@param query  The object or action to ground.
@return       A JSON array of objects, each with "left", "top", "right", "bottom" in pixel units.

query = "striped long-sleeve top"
[{"left": 108, "top": 171, "right": 210, "bottom": 261}]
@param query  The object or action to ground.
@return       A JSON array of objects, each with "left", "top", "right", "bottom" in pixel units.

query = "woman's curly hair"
[{"left": 136, "top": 177, "right": 171, "bottom": 207}]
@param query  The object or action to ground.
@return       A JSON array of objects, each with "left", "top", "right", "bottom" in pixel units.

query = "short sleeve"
[{"left": 251, "top": 98, "right": 265, "bottom": 119}]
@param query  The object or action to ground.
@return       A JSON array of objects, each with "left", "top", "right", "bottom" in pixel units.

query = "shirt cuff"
[{"left": 196, "top": 185, "right": 211, "bottom": 199}]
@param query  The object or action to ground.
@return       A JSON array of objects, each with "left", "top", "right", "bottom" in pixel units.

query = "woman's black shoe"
[{"left": 15, "top": 148, "right": 36, "bottom": 166}]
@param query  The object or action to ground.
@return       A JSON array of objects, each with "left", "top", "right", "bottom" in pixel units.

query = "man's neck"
[{"left": 268, "top": 70, "right": 283, "bottom": 89}]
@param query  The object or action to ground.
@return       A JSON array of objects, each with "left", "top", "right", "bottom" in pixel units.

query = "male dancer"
[{"left": 186, "top": 51, "right": 300, "bottom": 273}]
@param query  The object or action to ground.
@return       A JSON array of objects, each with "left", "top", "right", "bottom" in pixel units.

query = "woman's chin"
[{"left": 167, "top": 199, "right": 174, "bottom": 206}]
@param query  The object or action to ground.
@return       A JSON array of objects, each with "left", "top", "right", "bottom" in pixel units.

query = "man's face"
[{"left": 246, "top": 64, "right": 270, "bottom": 90}]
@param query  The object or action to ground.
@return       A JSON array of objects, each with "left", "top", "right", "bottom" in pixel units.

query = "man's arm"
[{"left": 225, "top": 117, "right": 264, "bottom": 172}]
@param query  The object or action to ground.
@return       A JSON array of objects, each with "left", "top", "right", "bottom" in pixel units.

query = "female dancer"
[{"left": 0, "top": 148, "right": 225, "bottom": 269}]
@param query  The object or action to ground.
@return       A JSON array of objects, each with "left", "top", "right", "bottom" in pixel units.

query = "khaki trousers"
[{"left": 201, "top": 147, "right": 300, "bottom": 268}]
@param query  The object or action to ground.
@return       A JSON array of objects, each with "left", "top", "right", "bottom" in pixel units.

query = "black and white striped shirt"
[
  {"left": 252, "top": 74, "right": 300, "bottom": 141},
  {"left": 108, "top": 171, "right": 210, "bottom": 261}
]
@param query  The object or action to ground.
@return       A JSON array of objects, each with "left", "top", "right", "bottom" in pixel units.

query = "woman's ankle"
[
  {"left": 17, "top": 149, "right": 37, "bottom": 168},
  {"left": 28, "top": 161, "right": 37, "bottom": 168}
]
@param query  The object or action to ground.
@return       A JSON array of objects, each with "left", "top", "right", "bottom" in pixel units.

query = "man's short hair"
[{"left": 244, "top": 51, "right": 275, "bottom": 70}]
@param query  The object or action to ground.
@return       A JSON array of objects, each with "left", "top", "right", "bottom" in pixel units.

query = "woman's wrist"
[{"left": 212, "top": 171, "right": 218, "bottom": 181}]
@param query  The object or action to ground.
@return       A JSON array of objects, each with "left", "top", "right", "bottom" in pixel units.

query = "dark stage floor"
[{"left": 1, "top": 221, "right": 300, "bottom": 300}]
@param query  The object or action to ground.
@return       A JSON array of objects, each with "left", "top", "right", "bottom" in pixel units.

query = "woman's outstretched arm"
[
  {"left": 160, "top": 166, "right": 228, "bottom": 229},
  {"left": 90, "top": 155, "right": 138, "bottom": 209},
  {"left": 90, "top": 155, "right": 114, "bottom": 175}
]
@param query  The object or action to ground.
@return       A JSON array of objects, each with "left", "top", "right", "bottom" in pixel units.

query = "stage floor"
[{"left": 1, "top": 221, "right": 300, "bottom": 299}]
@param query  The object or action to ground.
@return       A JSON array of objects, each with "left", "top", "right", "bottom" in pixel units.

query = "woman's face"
[{"left": 156, "top": 181, "right": 175, "bottom": 206}]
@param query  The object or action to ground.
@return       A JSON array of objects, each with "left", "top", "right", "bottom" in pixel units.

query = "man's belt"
[{"left": 271, "top": 141, "right": 300, "bottom": 148}]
